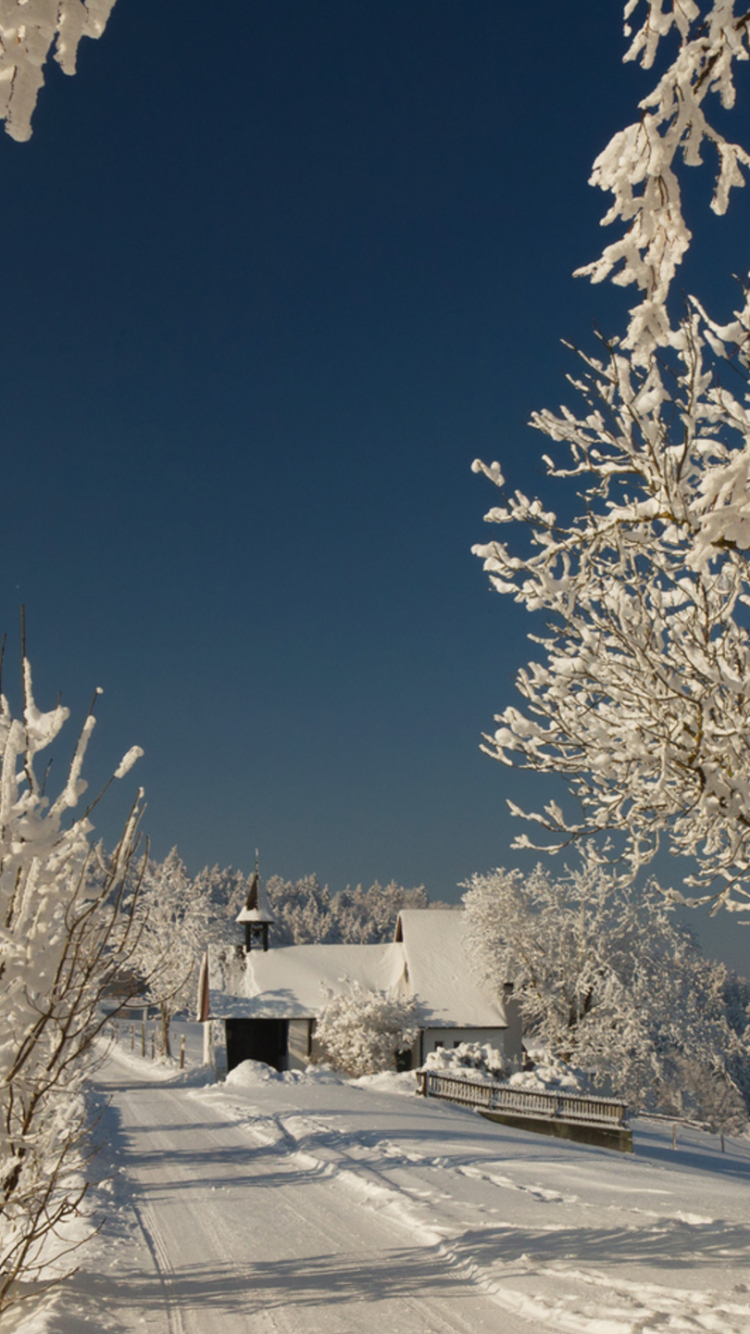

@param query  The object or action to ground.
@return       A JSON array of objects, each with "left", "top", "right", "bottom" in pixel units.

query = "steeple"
[{"left": 235, "top": 852, "right": 275, "bottom": 952}]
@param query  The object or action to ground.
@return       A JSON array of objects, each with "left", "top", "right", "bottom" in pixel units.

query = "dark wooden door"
[{"left": 225, "top": 1019, "right": 288, "bottom": 1072}]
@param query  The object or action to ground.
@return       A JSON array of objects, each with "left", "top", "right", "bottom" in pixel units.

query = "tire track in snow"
[
  {"left": 128, "top": 1192, "right": 187, "bottom": 1334},
  {"left": 262, "top": 1107, "right": 750, "bottom": 1334}
]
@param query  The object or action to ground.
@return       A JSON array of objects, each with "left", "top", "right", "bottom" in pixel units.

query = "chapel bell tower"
[{"left": 235, "top": 853, "right": 275, "bottom": 952}]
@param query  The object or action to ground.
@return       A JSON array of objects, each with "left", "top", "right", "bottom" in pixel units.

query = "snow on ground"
[{"left": 9, "top": 1023, "right": 750, "bottom": 1334}]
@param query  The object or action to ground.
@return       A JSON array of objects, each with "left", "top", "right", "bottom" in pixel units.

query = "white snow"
[
  {"left": 206, "top": 910, "right": 510, "bottom": 1029},
  {"left": 395, "top": 909, "right": 508, "bottom": 1027},
  {"left": 245, "top": 942, "right": 403, "bottom": 1016},
  {"left": 12, "top": 1025, "right": 750, "bottom": 1334}
]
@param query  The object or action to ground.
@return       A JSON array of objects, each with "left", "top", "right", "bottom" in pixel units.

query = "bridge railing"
[{"left": 417, "top": 1069, "right": 629, "bottom": 1129}]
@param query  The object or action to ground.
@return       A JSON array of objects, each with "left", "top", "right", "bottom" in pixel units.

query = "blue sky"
[{"left": 3, "top": 1, "right": 750, "bottom": 969}]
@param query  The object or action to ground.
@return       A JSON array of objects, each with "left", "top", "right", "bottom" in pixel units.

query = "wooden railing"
[{"left": 417, "top": 1070, "right": 629, "bottom": 1129}]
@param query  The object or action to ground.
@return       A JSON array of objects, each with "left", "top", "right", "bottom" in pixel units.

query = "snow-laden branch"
[
  {"left": 578, "top": 1, "right": 750, "bottom": 362},
  {"left": 0, "top": 655, "right": 143, "bottom": 1313},
  {"left": 474, "top": 4, "right": 750, "bottom": 911},
  {"left": 474, "top": 293, "right": 750, "bottom": 909},
  {"left": 0, "top": 1, "right": 117, "bottom": 141}
]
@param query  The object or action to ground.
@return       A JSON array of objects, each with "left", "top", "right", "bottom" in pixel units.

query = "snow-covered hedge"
[
  {"left": 421, "top": 1042, "right": 511, "bottom": 1084},
  {"left": 421, "top": 1043, "right": 592, "bottom": 1096}
]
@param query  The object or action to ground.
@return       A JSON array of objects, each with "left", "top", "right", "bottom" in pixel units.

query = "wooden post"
[
  {"left": 150, "top": 1031, "right": 156, "bottom": 1060},
  {"left": 672, "top": 1123, "right": 677, "bottom": 1150},
  {"left": 131, "top": 1023, "right": 135, "bottom": 1051},
  {"left": 141, "top": 1021, "right": 146, "bottom": 1057},
  {"left": 721, "top": 1133, "right": 725, "bottom": 1153},
  {"left": 180, "top": 1035, "right": 186, "bottom": 1070}
]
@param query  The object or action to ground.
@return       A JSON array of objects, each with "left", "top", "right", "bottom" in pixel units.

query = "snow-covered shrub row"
[
  {"left": 422, "top": 1043, "right": 591, "bottom": 1096},
  {"left": 463, "top": 852, "right": 750, "bottom": 1131},
  {"left": 0, "top": 656, "right": 143, "bottom": 1313},
  {"left": 314, "top": 982, "right": 419, "bottom": 1078},
  {"left": 421, "top": 1042, "right": 511, "bottom": 1084},
  {"left": 0, "top": 1, "right": 118, "bottom": 141}
]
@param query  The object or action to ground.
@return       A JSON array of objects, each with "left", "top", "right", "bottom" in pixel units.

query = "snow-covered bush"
[
  {"left": 0, "top": 654, "right": 143, "bottom": 1312},
  {"left": 0, "top": 1, "right": 118, "bottom": 141},
  {"left": 421, "top": 1042, "right": 510, "bottom": 1084},
  {"left": 314, "top": 982, "right": 418, "bottom": 1078},
  {"left": 506, "top": 1054, "right": 591, "bottom": 1096}
]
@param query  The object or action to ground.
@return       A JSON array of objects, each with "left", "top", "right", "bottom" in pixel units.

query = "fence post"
[
  {"left": 672, "top": 1123, "right": 677, "bottom": 1150},
  {"left": 180, "top": 1035, "right": 186, "bottom": 1070},
  {"left": 150, "top": 1031, "right": 156, "bottom": 1060},
  {"left": 141, "top": 1021, "right": 146, "bottom": 1057},
  {"left": 131, "top": 1023, "right": 135, "bottom": 1051}
]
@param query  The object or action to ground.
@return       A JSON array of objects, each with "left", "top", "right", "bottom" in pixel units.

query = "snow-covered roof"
[
  {"left": 235, "top": 871, "right": 274, "bottom": 924},
  {"left": 395, "top": 910, "right": 507, "bottom": 1028},
  {"left": 203, "top": 910, "right": 508, "bottom": 1029},
  {"left": 206, "top": 942, "right": 407, "bottom": 1020}
]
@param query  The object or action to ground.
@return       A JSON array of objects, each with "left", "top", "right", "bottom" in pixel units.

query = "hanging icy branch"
[
  {"left": 577, "top": 1, "right": 750, "bottom": 362},
  {"left": 0, "top": 0, "right": 118, "bottom": 142}
]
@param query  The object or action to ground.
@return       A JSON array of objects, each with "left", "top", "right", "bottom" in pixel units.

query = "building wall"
[
  {"left": 287, "top": 1018, "right": 314, "bottom": 1070},
  {"left": 203, "top": 1019, "right": 228, "bottom": 1078},
  {"left": 421, "top": 1024, "right": 522, "bottom": 1065}
]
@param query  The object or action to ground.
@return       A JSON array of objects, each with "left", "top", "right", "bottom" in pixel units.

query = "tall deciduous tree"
[
  {"left": 131, "top": 848, "right": 203, "bottom": 1058},
  {"left": 473, "top": 2, "right": 750, "bottom": 910},
  {"left": 463, "top": 851, "right": 749, "bottom": 1123}
]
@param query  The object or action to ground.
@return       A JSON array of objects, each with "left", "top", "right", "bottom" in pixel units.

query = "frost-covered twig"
[
  {"left": 0, "top": 0, "right": 118, "bottom": 141},
  {"left": 577, "top": 1, "right": 750, "bottom": 361}
]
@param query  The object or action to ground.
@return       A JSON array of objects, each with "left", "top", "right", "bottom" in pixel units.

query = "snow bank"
[
  {"left": 225, "top": 1059, "right": 346, "bottom": 1088},
  {"left": 225, "top": 1059, "right": 282, "bottom": 1087},
  {"left": 351, "top": 1070, "right": 420, "bottom": 1096}
]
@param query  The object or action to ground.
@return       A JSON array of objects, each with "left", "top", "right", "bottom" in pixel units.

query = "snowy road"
[
  {"left": 83, "top": 1053, "right": 527, "bottom": 1334},
  {"left": 34, "top": 1043, "right": 750, "bottom": 1334}
]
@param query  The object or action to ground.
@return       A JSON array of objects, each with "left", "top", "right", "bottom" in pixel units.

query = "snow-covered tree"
[
  {"left": 192, "top": 862, "right": 248, "bottom": 946},
  {"left": 131, "top": 848, "right": 204, "bottom": 1058},
  {"left": 333, "top": 881, "right": 429, "bottom": 943},
  {"left": 264, "top": 873, "right": 428, "bottom": 945},
  {"left": 463, "top": 851, "right": 749, "bottom": 1120},
  {"left": 314, "top": 982, "right": 418, "bottom": 1078},
  {"left": 264, "top": 874, "right": 335, "bottom": 945},
  {"left": 0, "top": 1, "right": 118, "bottom": 142},
  {"left": 0, "top": 653, "right": 143, "bottom": 1312},
  {"left": 473, "top": 2, "right": 750, "bottom": 911}
]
